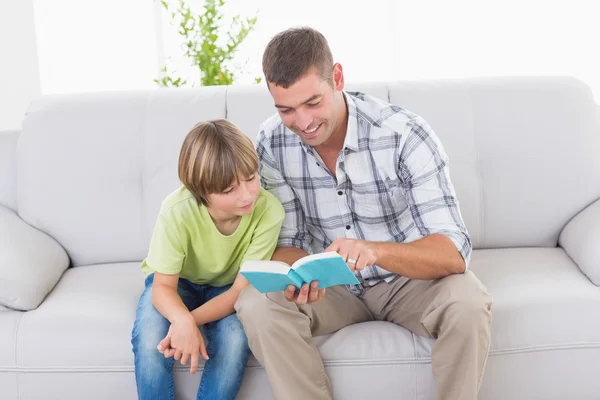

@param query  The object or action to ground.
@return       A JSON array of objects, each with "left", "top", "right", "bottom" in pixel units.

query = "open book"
[{"left": 240, "top": 252, "right": 360, "bottom": 293}]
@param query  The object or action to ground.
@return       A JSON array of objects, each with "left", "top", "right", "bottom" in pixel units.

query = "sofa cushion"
[
  {"left": 0, "top": 206, "right": 70, "bottom": 310},
  {"left": 0, "top": 130, "right": 18, "bottom": 211},
  {"left": 389, "top": 77, "right": 600, "bottom": 250},
  {"left": 12, "top": 247, "right": 600, "bottom": 400},
  {"left": 17, "top": 88, "right": 229, "bottom": 267},
  {"left": 0, "top": 311, "right": 22, "bottom": 368}
]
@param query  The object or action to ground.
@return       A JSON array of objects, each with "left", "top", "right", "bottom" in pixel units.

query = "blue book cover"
[{"left": 240, "top": 252, "right": 360, "bottom": 294}]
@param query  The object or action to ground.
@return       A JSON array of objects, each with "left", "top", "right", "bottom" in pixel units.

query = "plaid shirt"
[{"left": 256, "top": 91, "right": 471, "bottom": 295}]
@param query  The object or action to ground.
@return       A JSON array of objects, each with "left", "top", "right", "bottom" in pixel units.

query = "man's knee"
[
  {"left": 441, "top": 271, "right": 492, "bottom": 330},
  {"left": 235, "top": 285, "right": 296, "bottom": 330}
]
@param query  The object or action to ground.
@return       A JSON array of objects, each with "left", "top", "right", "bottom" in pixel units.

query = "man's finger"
[
  {"left": 295, "top": 283, "right": 309, "bottom": 305},
  {"left": 317, "top": 288, "right": 326, "bottom": 301},
  {"left": 325, "top": 240, "right": 340, "bottom": 252},
  {"left": 284, "top": 285, "right": 296, "bottom": 302},
  {"left": 307, "top": 281, "right": 320, "bottom": 303},
  {"left": 190, "top": 352, "right": 199, "bottom": 375},
  {"left": 355, "top": 255, "right": 368, "bottom": 271}
]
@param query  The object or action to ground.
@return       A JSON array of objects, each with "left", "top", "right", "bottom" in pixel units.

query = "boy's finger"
[
  {"left": 190, "top": 353, "right": 199, "bottom": 375},
  {"left": 174, "top": 349, "right": 183, "bottom": 361},
  {"left": 157, "top": 336, "right": 170, "bottom": 352},
  {"left": 200, "top": 343, "right": 209, "bottom": 361},
  {"left": 180, "top": 352, "right": 189, "bottom": 366}
]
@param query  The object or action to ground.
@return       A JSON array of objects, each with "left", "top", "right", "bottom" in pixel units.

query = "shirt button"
[
  {"left": 337, "top": 191, "right": 343, "bottom": 196},
  {"left": 316, "top": 162, "right": 320, "bottom": 167},
  {"left": 346, "top": 225, "right": 351, "bottom": 230}
]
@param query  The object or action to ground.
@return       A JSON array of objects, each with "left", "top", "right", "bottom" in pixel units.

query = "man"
[{"left": 235, "top": 26, "right": 492, "bottom": 400}]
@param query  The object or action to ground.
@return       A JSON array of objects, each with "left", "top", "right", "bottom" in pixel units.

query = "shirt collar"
[{"left": 342, "top": 91, "right": 360, "bottom": 152}]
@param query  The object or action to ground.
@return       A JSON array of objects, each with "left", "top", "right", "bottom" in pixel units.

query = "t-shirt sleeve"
[
  {"left": 145, "top": 213, "right": 186, "bottom": 275},
  {"left": 241, "top": 199, "right": 285, "bottom": 263}
]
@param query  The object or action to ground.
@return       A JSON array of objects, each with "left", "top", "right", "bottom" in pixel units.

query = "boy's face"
[
  {"left": 268, "top": 64, "right": 345, "bottom": 149},
  {"left": 206, "top": 173, "right": 261, "bottom": 217}
]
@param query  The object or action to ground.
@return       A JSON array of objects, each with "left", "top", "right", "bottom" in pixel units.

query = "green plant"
[{"left": 155, "top": 0, "right": 260, "bottom": 87}]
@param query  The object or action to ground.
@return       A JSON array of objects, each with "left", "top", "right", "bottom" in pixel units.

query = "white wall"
[
  {"left": 0, "top": 0, "right": 41, "bottom": 131},
  {"left": 33, "top": 0, "right": 158, "bottom": 94}
]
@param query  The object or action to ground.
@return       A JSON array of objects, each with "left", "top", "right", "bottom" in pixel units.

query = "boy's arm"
[
  {"left": 151, "top": 271, "right": 194, "bottom": 325},
  {"left": 191, "top": 198, "right": 284, "bottom": 325},
  {"left": 190, "top": 273, "right": 249, "bottom": 326}
]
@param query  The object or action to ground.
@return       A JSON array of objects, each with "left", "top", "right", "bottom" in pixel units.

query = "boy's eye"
[
  {"left": 246, "top": 174, "right": 256, "bottom": 181},
  {"left": 223, "top": 188, "right": 234, "bottom": 194}
]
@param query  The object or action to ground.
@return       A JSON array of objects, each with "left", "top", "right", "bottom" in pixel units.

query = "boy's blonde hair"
[{"left": 178, "top": 119, "right": 258, "bottom": 206}]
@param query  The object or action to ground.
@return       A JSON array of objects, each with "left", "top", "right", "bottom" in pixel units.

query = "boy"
[{"left": 131, "top": 119, "right": 284, "bottom": 400}]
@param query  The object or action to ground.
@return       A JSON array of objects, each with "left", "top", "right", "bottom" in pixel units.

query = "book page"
[
  {"left": 290, "top": 251, "right": 340, "bottom": 270},
  {"left": 240, "top": 260, "right": 290, "bottom": 275}
]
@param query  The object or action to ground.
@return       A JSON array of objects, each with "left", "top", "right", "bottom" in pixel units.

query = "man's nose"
[{"left": 296, "top": 111, "right": 313, "bottom": 131}]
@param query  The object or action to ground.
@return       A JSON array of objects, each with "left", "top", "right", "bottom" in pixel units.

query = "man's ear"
[{"left": 332, "top": 63, "right": 345, "bottom": 91}]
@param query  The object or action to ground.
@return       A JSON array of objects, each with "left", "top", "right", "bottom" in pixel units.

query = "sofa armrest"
[
  {"left": 0, "top": 205, "right": 70, "bottom": 310},
  {"left": 559, "top": 199, "right": 600, "bottom": 286}
]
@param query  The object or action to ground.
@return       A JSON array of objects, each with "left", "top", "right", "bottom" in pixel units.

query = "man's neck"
[{"left": 315, "top": 94, "right": 349, "bottom": 158}]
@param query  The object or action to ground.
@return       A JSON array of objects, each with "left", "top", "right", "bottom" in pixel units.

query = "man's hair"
[
  {"left": 178, "top": 119, "right": 258, "bottom": 206},
  {"left": 262, "top": 26, "right": 334, "bottom": 88}
]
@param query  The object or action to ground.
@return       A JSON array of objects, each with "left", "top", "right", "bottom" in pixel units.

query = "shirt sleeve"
[
  {"left": 241, "top": 201, "right": 285, "bottom": 263},
  {"left": 255, "top": 130, "right": 311, "bottom": 253},
  {"left": 397, "top": 117, "right": 472, "bottom": 268},
  {"left": 145, "top": 213, "right": 186, "bottom": 275}
]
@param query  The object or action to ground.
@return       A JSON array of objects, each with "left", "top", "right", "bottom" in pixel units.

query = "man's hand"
[
  {"left": 156, "top": 316, "right": 208, "bottom": 375},
  {"left": 326, "top": 238, "right": 379, "bottom": 272},
  {"left": 284, "top": 281, "right": 326, "bottom": 305}
]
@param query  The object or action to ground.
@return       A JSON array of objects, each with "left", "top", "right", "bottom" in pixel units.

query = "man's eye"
[
  {"left": 280, "top": 109, "right": 292, "bottom": 114},
  {"left": 308, "top": 101, "right": 321, "bottom": 107}
]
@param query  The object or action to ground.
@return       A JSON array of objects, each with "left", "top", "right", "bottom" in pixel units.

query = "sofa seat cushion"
[
  {"left": 0, "top": 311, "right": 22, "bottom": 368},
  {"left": 10, "top": 248, "right": 600, "bottom": 400},
  {"left": 13, "top": 248, "right": 600, "bottom": 368},
  {"left": 469, "top": 247, "right": 600, "bottom": 352}
]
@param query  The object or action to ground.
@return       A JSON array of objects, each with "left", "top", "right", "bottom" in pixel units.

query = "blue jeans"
[{"left": 131, "top": 274, "right": 250, "bottom": 400}]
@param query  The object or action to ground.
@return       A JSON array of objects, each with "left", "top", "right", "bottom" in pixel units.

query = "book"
[{"left": 240, "top": 252, "right": 360, "bottom": 294}]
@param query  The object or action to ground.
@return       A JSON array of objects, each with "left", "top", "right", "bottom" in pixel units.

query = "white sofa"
[{"left": 1, "top": 76, "right": 599, "bottom": 400}]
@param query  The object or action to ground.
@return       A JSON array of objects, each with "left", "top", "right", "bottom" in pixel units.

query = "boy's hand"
[
  {"left": 157, "top": 316, "right": 208, "bottom": 375},
  {"left": 284, "top": 281, "right": 326, "bottom": 305}
]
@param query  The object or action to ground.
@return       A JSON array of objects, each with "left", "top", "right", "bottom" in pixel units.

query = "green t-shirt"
[{"left": 141, "top": 186, "right": 284, "bottom": 286}]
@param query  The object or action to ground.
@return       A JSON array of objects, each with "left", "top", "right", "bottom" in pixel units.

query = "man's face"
[{"left": 268, "top": 65, "right": 345, "bottom": 148}]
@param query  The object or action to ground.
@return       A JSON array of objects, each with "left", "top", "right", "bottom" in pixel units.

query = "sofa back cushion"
[{"left": 16, "top": 77, "right": 600, "bottom": 265}]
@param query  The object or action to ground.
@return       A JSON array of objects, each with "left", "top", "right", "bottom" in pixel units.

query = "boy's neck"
[{"left": 207, "top": 208, "right": 242, "bottom": 236}]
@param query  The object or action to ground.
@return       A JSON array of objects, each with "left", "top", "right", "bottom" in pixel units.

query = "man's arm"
[
  {"left": 328, "top": 235, "right": 465, "bottom": 280},
  {"left": 329, "top": 117, "right": 470, "bottom": 280}
]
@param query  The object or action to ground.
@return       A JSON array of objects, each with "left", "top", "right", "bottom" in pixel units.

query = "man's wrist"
[{"left": 369, "top": 240, "right": 386, "bottom": 265}]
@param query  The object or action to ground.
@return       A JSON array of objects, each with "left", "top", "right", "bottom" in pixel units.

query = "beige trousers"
[{"left": 234, "top": 271, "right": 492, "bottom": 400}]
